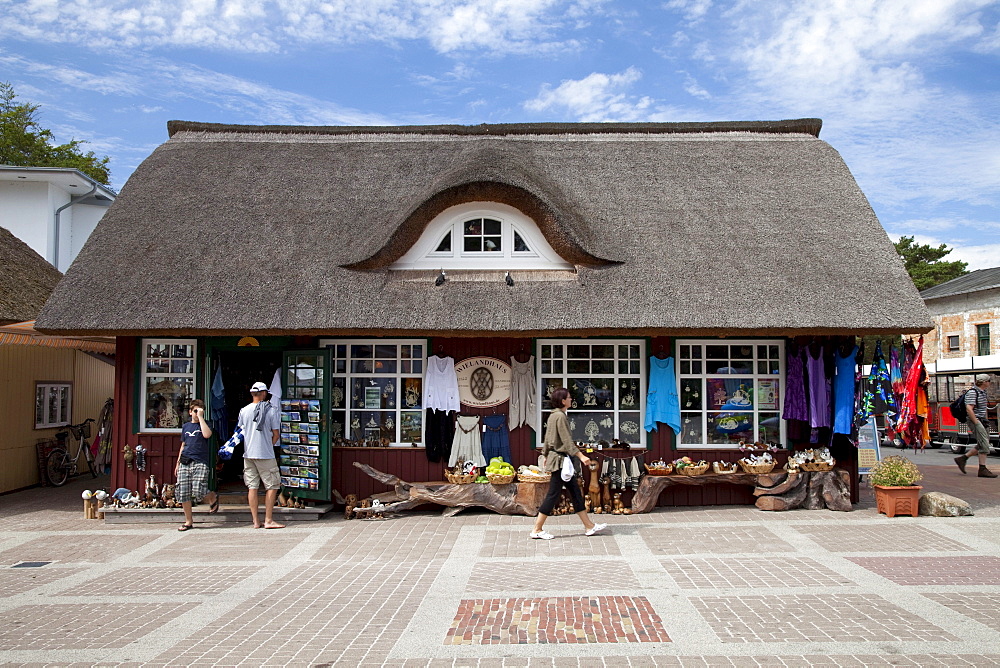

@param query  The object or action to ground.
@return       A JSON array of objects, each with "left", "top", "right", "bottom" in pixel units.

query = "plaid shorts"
[{"left": 175, "top": 460, "right": 210, "bottom": 503}]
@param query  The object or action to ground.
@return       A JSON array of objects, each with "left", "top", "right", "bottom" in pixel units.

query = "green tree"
[
  {"left": 895, "top": 235, "right": 968, "bottom": 292},
  {"left": 0, "top": 81, "right": 110, "bottom": 185}
]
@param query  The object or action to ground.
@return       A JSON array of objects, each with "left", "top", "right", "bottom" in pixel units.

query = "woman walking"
[{"left": 530, "top": 387, "right": 607, "bottom": 540}]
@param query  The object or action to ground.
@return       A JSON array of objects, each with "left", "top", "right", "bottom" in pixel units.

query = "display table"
[{"left": 354, "top": 463, "right": 852, "bottom": 516}]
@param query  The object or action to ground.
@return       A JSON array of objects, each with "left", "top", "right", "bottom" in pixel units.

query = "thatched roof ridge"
[
  {"left": 0, "top": 227, "right": 63, "bottom": 325},
  {"left": 168, "top": 118, "right": 823, "bottom": 139},
  {"left": 36, "top": 120, "right": 930, "bottom": 336}
]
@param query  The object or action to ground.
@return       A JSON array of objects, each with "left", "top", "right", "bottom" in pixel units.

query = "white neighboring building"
[{"left": 0, "top": 166, "right": 116, "bottom": 272}]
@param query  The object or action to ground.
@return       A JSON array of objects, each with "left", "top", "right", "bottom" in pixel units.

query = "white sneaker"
[
  {"left": 585, "top": 523, "right": 607, "bottom": 536},
  {"left": 530, "top": 530, "right": 554, "bottom": 540}
]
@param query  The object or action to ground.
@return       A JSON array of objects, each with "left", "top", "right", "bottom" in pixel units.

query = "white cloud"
[
  {"left": 0, "top": 0, "right": 602, "bottom": 55},
  {"left": 663, "top": 0, "right": 712, "bottom": 22},
  {"left": 524, "top": 67, "right": 655, "bottom": 121},
  {"left": 681, "top": 72, "right": 711, "bottom": 99}
]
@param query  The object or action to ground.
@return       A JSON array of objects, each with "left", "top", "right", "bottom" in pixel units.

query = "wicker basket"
[
  {"left": 517, "top": 472, "right": 551, "bottom": 483},
  {"left": 445, "top": 471, "right": 476, "bottom": 484},
  {"left": 675, "top": 462, "right": 710, "bottom": 476},
  {"left": 487, "top": 473, "right": 516, "bottom": 484},
  {"left": 712, "top": 462, "right": 738, "bottom": 474},
  {"left": 738, "top": 460, "right": 776, "bottom": 474},
  {"left": 799, "top": 462, "right": 835, "bottom": 472},
  {"left": 646, "top": 466, "right": 674, "bottom": 476}
]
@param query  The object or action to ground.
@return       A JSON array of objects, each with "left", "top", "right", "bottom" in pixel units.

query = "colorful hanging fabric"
[
  {"left": 896, "top": 338, "right": 927, "bottom": 448},
  {"left": 856, "top": 340, "right": 897, "bottom": 427},
  {"left": 782, "top": 344, "right": 809, "bottom": 422},
  {"left": 889, "top": 345, "right": 903, "bottom": 398}
]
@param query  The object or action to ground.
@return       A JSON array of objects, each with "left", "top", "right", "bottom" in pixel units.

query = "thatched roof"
[
  {"left": 36, "top": 120, "right": 931, "bottom": 337},
  {"left": 0, "top": 227, "right": 62, "bottom": 325}
]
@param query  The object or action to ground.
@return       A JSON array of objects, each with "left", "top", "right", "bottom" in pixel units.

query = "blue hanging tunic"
[{"left": 644, "top": 356, "right": 681, "bottom": 435}]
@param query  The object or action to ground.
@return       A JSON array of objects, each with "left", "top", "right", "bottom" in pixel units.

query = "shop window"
[
  {"left": 676, "top": 340, "right": 785, "bottom": 448},
  {"left": 977, "top": 324, "right": 990, "bottom": 357},
  {"left": 391, "top": 202, "right": 572, "bottom": 271},
  {"left": 536, "top": 339, "right": 646, "bottom": 447},
  {"left": 35, "top": 382, "right": 72, "bottom": 429},
  {"left": 140, "top": 339, "right": 197, "bottom": 432},
  {"left": 318, "top": 339, "right": 425, "bottom": 445},
  {"left": 947, "top": 335, "right": 960, "bottom": 352}
]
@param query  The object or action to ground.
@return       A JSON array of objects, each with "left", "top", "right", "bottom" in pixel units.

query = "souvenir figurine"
[{"left": 344, "top": 494, "right": 358, "bottom": 520}]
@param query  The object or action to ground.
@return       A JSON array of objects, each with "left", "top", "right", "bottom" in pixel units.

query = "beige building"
[
  {"left": 920, "top": 268, "right": 1000, "bottom": 368},
  {"left": 0, "top": 227, "right": 114, "bottom": 493}
]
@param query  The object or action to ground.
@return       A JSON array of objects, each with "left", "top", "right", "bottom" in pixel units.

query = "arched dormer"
[
  {"left": 341, "top": 181, "right": 618, "bottom": 271},
  {"left": 391, "top": 202, "right": 573, "bottom": 270}
]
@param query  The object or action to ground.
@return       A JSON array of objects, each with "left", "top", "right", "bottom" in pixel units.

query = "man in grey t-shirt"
[
  {"left": 955, "top": 374, "right": 998, "bottom": 478},
  {"left": 237, "top": 381, "right": 286, "bottom": 527}
]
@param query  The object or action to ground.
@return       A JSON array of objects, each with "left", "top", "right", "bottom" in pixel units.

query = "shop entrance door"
[{"left": 279, "top": 350, "right": 332, "bottom": 500}]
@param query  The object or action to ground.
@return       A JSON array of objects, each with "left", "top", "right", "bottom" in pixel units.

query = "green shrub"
[{"left": 868, "top": 455, "right": 923, "bottom": 487}]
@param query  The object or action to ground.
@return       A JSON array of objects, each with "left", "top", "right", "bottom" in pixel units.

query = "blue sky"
[{"left": 3, "top": 0, "right": 999, "bottom": 268}]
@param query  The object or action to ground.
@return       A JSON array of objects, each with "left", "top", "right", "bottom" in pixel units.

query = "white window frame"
[
  {"left": 947, "top": 334, "right": 960, "bottom": 352},
  {"left": 535, "top": 338, "right": 647, "bottom": 448},
  {"left": 319, "top": 338, "right": 426, "bottom": 446},
  {"left": 35, "top": 382, "right": 72, "bottom": 429},
  {"left": 391, "top": 202, "right": 573, "bottom": 270},
  {"left": 139, "top": 338, "right": 198, "bottom": 433},
  {"left": 675, "top": 339, "right": 785, "bottom": 449}
]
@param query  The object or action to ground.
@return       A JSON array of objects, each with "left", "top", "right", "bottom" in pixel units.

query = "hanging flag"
[
  {"left": 211, "top": 365, "right": 228, "bottom": 442},
  {"left": 269, "top": 367, "right": 283, "bottom": 411}
]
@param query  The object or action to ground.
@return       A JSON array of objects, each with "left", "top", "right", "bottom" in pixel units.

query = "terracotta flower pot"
[{"left": 874, "top": 485, "right": 922, "bottom": 518}]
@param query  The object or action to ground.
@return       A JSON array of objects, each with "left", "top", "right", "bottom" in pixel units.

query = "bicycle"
[{"left": 45, "top": 418, "right": 98, "bottom": 486}]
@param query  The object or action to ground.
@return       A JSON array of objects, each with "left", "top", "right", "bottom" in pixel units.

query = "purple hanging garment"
[
  {"left": 782, "top": 345, "right": 809, "bottom": 422},
  {"left": 806, "top": 344, "right": 831, "bottom": 428}
]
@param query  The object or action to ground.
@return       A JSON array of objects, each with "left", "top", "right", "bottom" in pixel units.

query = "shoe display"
[
  {"left": 978, "top": 466, "right": 998, "bottom": 478},
  {"left": 530, "top": 530, "right": 554, "bottom": 540},
  {"left": 585, "top": 523, "right": 607, "bottom": 536},
  {"left": 955, "top": 456, "right": 968, "bottom": 474}
]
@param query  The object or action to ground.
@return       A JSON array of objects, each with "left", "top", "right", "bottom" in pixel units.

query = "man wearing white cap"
[
  {"left": 236, "top": 381, "right": 286, "bottom": 527},
  {"left": 955, "top": 374, "right": 998, "bottom": 478}
]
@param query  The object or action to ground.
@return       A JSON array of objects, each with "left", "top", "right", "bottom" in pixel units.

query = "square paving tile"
[
  {"left": 0, "top": 567, "right": 83, "bottom": 597},
  {"left": 922, "top": 592, "right": 1000, "bottom": 631},
  {"left": 480, "top": 531, "right": 620, "bottom": 558},
  {"left": 142, "top": 529, "right": 307, "bottom": 562},
  {"left": 59, "top": 566, "right": 261, "bottom": 597},
  {"left": 640, "top": 526, "right": 796, "bottom": 555},
  {"left": 467, "top": 560, "right": 638, "bottom": 592},
  {"left": 149, "top": 559, "right": 440, "bottom": 666},
  {"left": 661, "top": 557, "right": 853, "bottom": 589},
  {"left": 848, "top": 556, "right": 1000, "bottom": 585},
  {"left": 0, "top": 534, "right": 161, "bottom": 565},
  {"left": 690, "top": 594, "right": 958, "bottom": 643},
  {"left": 312, "top": 518, "right": 463, "bottom": 562},
  {"left": 445, "top": 596, "right": 670, "bottom": 645},
  {"left": 794, "top": 525, "right": 972, "bottom": 552},
  {"left": 0, "top": 603, "right": 194, "bottom": 650}
]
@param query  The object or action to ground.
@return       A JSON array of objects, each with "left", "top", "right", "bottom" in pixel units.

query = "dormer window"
[{"left": 392, "top": 202, "right": 572, "bottom": 271}]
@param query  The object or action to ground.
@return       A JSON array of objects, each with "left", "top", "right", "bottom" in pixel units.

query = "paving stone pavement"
[{"left": 0, "top": 451, "right": 998, "bottom": 667}]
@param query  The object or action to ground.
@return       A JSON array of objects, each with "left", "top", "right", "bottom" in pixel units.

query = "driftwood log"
[
  {"left": 754, "top": 470, "right": 852, "bottom": 512},
  {"left": 631, "top": 473, "right": 769, "bottom": 514},
  {"left": 353, "top": 462, "right": 548, "bottom": 516}
]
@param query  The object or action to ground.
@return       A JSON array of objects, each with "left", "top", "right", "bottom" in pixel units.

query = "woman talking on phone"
[{"left": 530, "top": 387, "right": 607, "bottom": 540}]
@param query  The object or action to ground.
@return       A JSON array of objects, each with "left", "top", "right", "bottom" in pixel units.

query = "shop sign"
[{"left": 455, "top": 356, "right": 512, "bottom": 408}]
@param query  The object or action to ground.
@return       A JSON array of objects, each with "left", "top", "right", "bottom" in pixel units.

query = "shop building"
[{"left": 36, "top": 119, "right": 931, "bottom": 508}]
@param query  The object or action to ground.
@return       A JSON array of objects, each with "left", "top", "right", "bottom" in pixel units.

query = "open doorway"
[{"left": 211, "top": 348, "right": 282, "bottom": 493}]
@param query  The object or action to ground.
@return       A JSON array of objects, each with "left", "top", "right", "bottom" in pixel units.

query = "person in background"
[
  {"left": 955, "top": 374, "right": 998, "bottom": 478},
  {"left": 175, "top": 399, "right": 219, "bottom": 531},
  {"left": 237, "top": 381, "right": 286, "bottom": 528},
  {"left": 530, "top": 387, "right": 607, "bottom": 540}
]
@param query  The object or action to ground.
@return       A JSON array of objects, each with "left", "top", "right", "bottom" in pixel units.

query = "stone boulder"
[{"left": 919, "top": 491, "right": 974, "bottom": 517}]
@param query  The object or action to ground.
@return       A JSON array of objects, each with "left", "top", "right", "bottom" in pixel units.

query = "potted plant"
[{"left": 868, "top": 455, "right": 923, "bottom": 518}]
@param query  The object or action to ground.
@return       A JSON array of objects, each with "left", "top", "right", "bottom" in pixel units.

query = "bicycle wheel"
[{"left": 45, "top": 449, "right": 71, "bottom": 487}]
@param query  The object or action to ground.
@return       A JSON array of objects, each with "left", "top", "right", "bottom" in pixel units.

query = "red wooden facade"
[{"left": 110, "top": 335, "right": 857, "bottom": 508}]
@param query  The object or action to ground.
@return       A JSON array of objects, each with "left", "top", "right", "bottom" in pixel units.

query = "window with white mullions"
[
  {"left": 676, "top": 340, "right": 785, "bottom": 448},
  {"left": 536, "top": 339, "right": 646, "bottom": 447},
  {"left": 35, "top": 382, "right": 72, "bottom": 429},
  {"left": 139, "top": 339, "right": 197, "bottom": 432},
  {"left": 319, "top": 339, "right": 425, "bottom": 445}
]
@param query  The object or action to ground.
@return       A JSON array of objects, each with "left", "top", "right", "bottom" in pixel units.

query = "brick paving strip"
[{"left": 445, "top": 596, "right": 670, "bottom": 645}]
